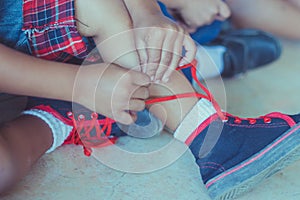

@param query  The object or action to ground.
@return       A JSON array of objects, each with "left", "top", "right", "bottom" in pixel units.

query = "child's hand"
[
  {"left": 76, "top": 0, "right": 196, "bottom": 83},
  {"left": 133, "top": 15, "right": 196, "bottom": 83},
  {"left": 73, "top": 64, "right": 150, "bottom": 125},
  {"left": 124, "top": 0, "right": 197, "bottom": 83},
  {"left": 162, "top": 0, "right": 231, "bottom": 33}
]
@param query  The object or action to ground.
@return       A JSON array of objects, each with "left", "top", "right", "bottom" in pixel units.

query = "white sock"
[
  {"left": 174, "top": 99, "right": 216, "bottom": 143},
  {"left": 195, "top": 45, "right": 226, "bottom": 80},
  {"left": 22, "top": 109, "right": 73, "bottom": 153}
]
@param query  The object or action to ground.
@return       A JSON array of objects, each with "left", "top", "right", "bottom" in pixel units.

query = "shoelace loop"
[
  {"left": 64, "top": 111, "right": 116, "bottom": 156},
  {"left": 146, "top": 60, "right": 226, "bottom": 121},
  {"left": 146, "top": 60, "right": 295, "bottom": 128}
]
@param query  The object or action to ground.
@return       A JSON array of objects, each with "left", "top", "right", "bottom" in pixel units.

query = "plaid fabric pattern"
[{"left": 22, "top": 0, "right": 89, "bottom": 62}]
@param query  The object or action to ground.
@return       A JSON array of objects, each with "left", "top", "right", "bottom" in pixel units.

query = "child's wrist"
[{"left": 72, "top": 63, "right": 107, "bottom": 110}]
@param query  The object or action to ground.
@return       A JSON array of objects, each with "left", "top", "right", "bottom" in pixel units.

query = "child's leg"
[
  {"left": 0, "top": 115, "right": 52, "bottom": 193},
  {"left": 227, "top": 0, "right": 300, "bottom": 40},
  {"left": 148, "top": 70, "right": 198, "bottom": 131}
]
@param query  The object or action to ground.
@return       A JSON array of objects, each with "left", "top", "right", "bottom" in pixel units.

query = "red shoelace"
[
  {"left": 64, "top": 60, "right": 225, "bottom": 156},
  {"left": 63, "top": 112, "right": 117, "bottom": 156},
  {"left": 145, "top": 59, "right": 225, "bottom": 119}
]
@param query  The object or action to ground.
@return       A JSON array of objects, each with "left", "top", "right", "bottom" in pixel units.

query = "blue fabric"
[
  {"left": 190, "top": 21, "right": 222, "bottom": 44},
  {"left": 158, "top": 1, "right": 223, "bottom": 45}
]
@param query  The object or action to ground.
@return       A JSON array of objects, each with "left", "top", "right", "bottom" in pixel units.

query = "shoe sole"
[
  {"left": 206, "top": 123, "right": 300, "bottom": 200},
  {"left": 218, "top": 28, "right": 282, "bottom": 78}
]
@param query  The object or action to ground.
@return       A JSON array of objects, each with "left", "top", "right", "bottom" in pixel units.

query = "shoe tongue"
[{"left": 174, "top": 99, "right": 217, "bottom": 143}]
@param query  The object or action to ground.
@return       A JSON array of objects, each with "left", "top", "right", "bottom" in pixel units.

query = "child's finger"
[
  {"left": 218, "top": 1, "right": 231, "bottom": 20},
  {"left": 142, "top": 30, "right": 165, "bottom": 80},
  {"left": 155, "top": 33, "right": 176, "bottom": 81},
  {"left": 155, "top": 51, "right": 171, "bottom": 81},
  {"left": 162, "top": 30, "right": 184, "bottom": 82},
  {"left": 146, "top": 47, "right": 162, "bottom": 80},
  {"left": 136, "top": 39, "right": 148, "bottom": 73},
  {"left": 128, "top": 111, "right": 138, "bottom": 122},
  {"left": 137, "top": 43, "right": 160, "bottom": 80},
  {"left": 177, "top": 21, "right": 197, "bottom": 33},
  {"left": 181, "top": 34, "right": 196, "bottom": 66}
]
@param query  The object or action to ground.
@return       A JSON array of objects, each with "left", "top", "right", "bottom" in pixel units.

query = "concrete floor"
[{"left": 1, "top": 39, "right": 300, "bottom": 200}]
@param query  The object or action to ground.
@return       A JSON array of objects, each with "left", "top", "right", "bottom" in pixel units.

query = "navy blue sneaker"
[
  {"left": 171, "top": 62, "right": 300, "bottom": 200},
  {"left": 171, "top": 97, "right": 300, "bottom": 200},
  {"left": 185, "top": 108, "right": 300, "bottom": 199},
  {"left": 214, "top": 29, "right": 282, "bottom": 78},
  {"left": 25, "top": 98, "right": 162, "bottom": 156}
]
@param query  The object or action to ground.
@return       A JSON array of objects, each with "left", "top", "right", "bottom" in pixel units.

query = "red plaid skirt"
[{"left": 22, "top": 0, "right": 89, "bottom": 62}]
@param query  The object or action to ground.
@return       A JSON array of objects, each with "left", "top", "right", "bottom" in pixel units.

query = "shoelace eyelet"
[
  {"left": 264, "top": 117, "right": 272, "bottom": 124},
  {"left": 78, "top": 114, "right": 85, "bottom": 121},
  {"left": 234, "top": 118, "right": 242, "bottom": 124},
  {"left": 223, "top": 116, "right": 229, "bottom": 122},
  {"left": 67, "top": 111, "right": 73, "bottom": 118},
  {"left": 91, "top": 112, "right": 98, "bottom": 119},
  {"left": 249, "top": 119, "right": 257, "bottom": 125}
]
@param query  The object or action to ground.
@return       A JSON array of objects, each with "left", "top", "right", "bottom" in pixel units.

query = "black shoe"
[{"left": 210, "top": 29, "right": 282, "bottom": 78}]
